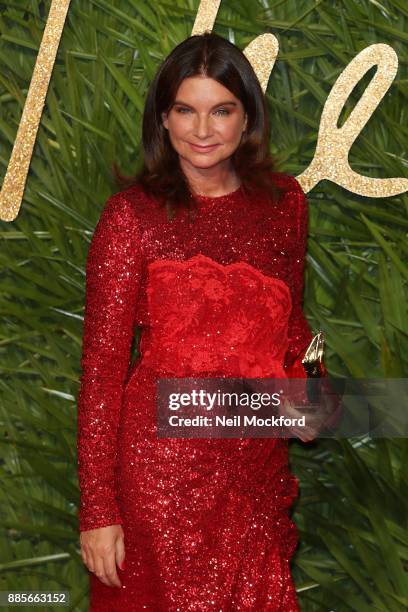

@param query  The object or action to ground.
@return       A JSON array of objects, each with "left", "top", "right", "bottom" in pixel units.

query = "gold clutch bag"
[{"left": 301, "top": 330, "right": 325, "bottom": 378}]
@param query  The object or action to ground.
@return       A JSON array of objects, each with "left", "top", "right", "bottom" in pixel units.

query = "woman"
[{"left": 77, "top": 32, "right": 322, "bottom": 611}]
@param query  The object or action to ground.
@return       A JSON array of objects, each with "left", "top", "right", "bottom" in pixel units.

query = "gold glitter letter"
[
  {"left": 192, "top": 0, "right": 277, "bottom": 93},
  {"left": 0, "top": 0, "right": 71, "bottom": 222},
  {"left": 297, "top": 44, "right": 408, "bottom": 198},
  {"left": 191, "top": 0, "right": 221, "bottom": 35}
]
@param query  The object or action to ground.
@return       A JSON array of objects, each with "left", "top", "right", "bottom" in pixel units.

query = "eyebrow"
[{"left": 172, "top": 100, "right": 238, "bottom": 109}]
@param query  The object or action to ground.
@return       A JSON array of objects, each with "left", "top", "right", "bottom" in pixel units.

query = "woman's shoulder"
[
  {"left": 269, "top": 172, "right": 308, "bottom": 236},
  {"left": 99, "top": 182, "right": 164, "bottom": 230},
  {"left": 269, "top": 171, "right": 305, "bottom": 197},
  {"left": 109, "top": 181, "right": 162, "bottom": 211}
]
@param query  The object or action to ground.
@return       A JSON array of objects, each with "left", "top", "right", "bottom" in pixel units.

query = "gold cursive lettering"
[
  {"left": 1, "top": 0, "right": 406, "bottom": 222},
  {"left": 298, "top": 43, "right": 408, "bottom": 197},
  {"left": 192, "top": 0, "right": 408, "bottom": 199},
  {"left": 0, "top": 0, "right": 71, "bottom": 222}
]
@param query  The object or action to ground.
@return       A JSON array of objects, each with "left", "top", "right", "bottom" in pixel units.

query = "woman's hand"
[
  {"left": 280, "top": 398, "right": 328, "bottom": 442},
  {"left": 80, "top": 524, "right": 125, "bottom": 588}
]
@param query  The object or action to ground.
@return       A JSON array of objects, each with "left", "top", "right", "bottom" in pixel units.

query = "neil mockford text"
[{"left": 165, "top": 389, "right": 306, "bottom": 428}]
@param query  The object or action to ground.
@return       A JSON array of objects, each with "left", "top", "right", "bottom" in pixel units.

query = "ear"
[
  {"left": 243, "top": 113, "right": 248, "bottom": 132},
  {"left": 161, "top": 111, "right": 169, "bottom": 130}
]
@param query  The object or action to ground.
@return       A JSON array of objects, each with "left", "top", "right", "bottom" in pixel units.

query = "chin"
[
  {"left": 182, "top": 153, "right": 232, "bottom": 170},
  {"left": 190, "top": 159, "right": 222, "bottom": 169}
]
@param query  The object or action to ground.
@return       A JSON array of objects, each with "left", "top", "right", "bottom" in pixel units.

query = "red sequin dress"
[{"left": 77, "top": 172, "right": 320, "bottom": 611}]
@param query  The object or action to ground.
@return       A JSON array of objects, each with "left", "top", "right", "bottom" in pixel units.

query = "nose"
[{"left": 194, "top": 113, "right": 212, "bottom": 139}]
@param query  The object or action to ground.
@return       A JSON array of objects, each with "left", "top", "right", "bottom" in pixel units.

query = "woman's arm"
[
  {"left": 77, "top": 193, "right": 143, "bottom": 532},
  {"left": 283, "top": 177, "right": 318, "bottom": 378},
  {"left": 282, "top": 178, "right": 342, "bottom": 433}
]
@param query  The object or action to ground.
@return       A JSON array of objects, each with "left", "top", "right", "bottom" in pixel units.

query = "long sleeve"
[
  {"left": 282, "top": 177, "right": 342, "bottom": 433},
  {"left": 283, "top": 178, "right": 318, "bottom": 378},
  {"left": 76, "top": 193, "right": 143, "bottom": 532}
]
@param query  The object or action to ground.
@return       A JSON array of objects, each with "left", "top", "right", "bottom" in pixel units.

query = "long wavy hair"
[{"left": 113, "top": 32, "right": 283, "bottom": 212}]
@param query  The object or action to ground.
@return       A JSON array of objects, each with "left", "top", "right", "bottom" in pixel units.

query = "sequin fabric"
[
  {"left": 77, "top": 172, "right": 324, "bottom": 611},
  {"left": 144, "top": 253, "right": 293, "bottom": 378}
]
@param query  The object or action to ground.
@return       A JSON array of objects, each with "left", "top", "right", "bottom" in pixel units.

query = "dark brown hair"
[{"left": 113, "top": 32, "right": 282, "bottom": 212}]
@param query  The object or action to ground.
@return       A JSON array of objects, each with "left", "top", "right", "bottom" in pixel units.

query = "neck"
[{"left": 179, "top": 158, "right": 241, "bottom": 197}]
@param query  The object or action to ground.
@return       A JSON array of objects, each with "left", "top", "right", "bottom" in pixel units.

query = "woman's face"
[{"left": 161, "top": 75, "right": 247, "bottom": 171}]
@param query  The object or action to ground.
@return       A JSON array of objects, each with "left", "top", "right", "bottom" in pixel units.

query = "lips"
[{"left": 189, "top": 142, "right": 220, "bottom": 153}]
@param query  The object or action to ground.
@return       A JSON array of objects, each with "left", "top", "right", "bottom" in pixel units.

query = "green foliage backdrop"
[{"left": 0, "top": 1, "right": 407, "bottom": 610}]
